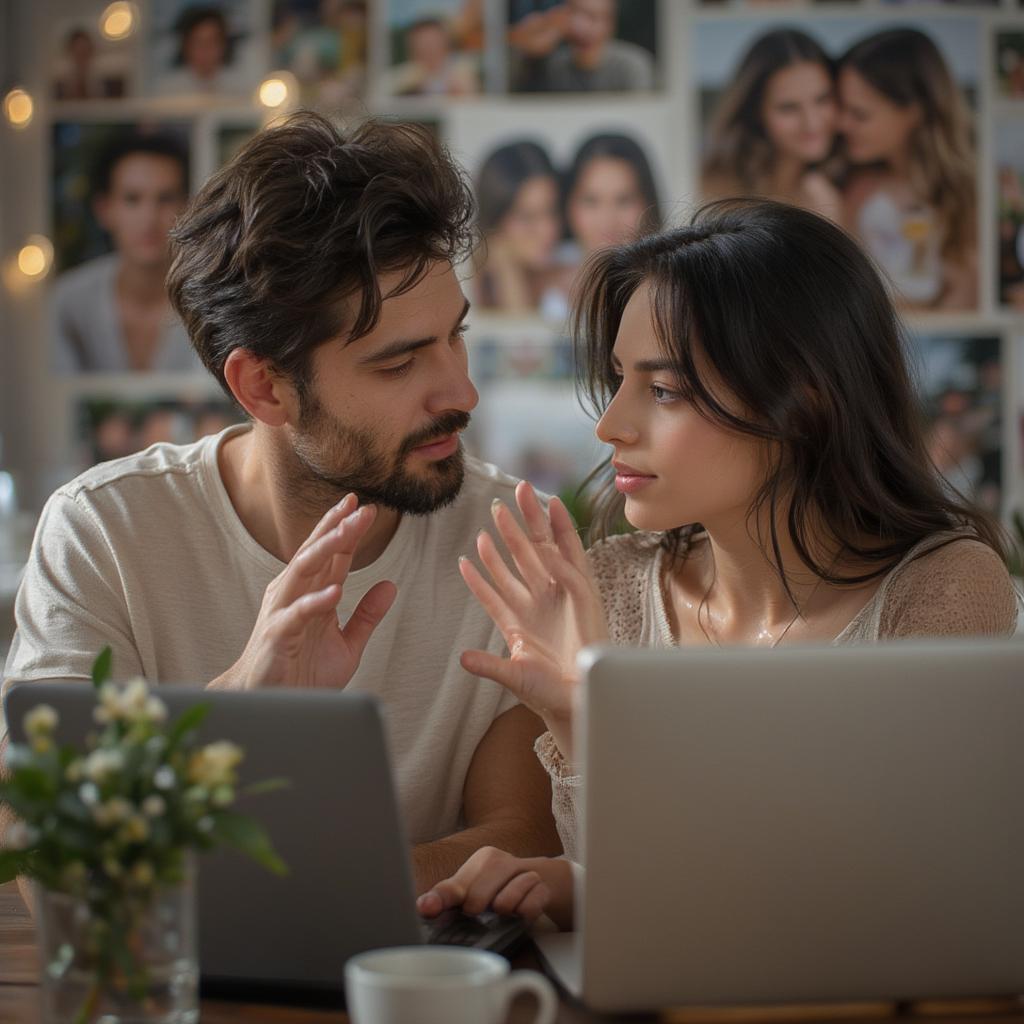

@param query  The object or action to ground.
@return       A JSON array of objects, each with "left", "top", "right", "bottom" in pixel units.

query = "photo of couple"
[
  {"left": 698, "top": 17, "right": 979, "bottom": 312},
  {"left": 456, "top": 108, "right": 668, "bottom": 317}
]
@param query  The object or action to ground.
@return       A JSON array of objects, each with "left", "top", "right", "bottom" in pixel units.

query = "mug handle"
[{"left": 501, "top": 969, "right": 558, "bottom": 1024}]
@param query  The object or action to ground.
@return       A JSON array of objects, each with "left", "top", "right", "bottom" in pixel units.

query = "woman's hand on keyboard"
[{"left": 417, "top": 846, "right": 575, "bottom": 931}]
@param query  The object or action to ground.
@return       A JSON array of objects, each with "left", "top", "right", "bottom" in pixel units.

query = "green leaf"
[
  {"left": 239, "top": 778, "right": 290, "bottom": 798},
  {"left": 91, "top": 647, "right": 113, "bottom": 689},
  {"left": 210, "top": 811, "right": 288, "bottom": 876},
  {"left": 0, "top": 850, "right": 24, "bottom": 884},
  {"left": 165, "top": 704, "right": 210, "bottom": 752}
]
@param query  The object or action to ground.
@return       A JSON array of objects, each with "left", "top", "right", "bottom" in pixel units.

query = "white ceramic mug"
[{"left": 345, "top": 945, "right": 558, "bottom": 1024}]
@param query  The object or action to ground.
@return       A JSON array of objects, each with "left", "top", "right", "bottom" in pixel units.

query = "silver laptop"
[
  {"left": 536, "top": 641, "right": 1024, "bottom": 1013},
  {"left": 4, "top": 684, "right": 522, "bottom": 1000}
]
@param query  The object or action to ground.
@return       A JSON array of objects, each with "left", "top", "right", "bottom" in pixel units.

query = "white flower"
[
  {"left": 84, "top": 748, "right": 124, "bottom": 783},
  {"left": 65, "top": 759, "right": 84, "bottom": 783},
  {"left": 153, "top": 766, "right": 176, "bottom": 791},
  {"left": 78, "top": 782, "right": 100, "bottom": 807},
  {"left": 188, "top": 741, "right": 243, "bottom": 788},
  {"left": 141, "top": 795, "right": 166, "bottom": 818},
  {"left": 24, "top": 704, "right": 58, "bottom": 738},
  {"left": 144, "top": 697, "right": 167, "bottom": 724},
  {"left": 121, "top": 679, "right": 149, "bottom": 717},
  {"left": 102, "top": 858, "right": 122, "bottom": 879},
  {"left": 3, "top": 821, "right": 38, "bottom": 851}
]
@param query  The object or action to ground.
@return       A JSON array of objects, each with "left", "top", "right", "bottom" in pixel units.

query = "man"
[
  {"left": 53, "top": 131, "right": 198, "bottom": 373},
  {"left": 5, "top": 112, "right": 559, "bottom": 890},
  {"left": 387, "top": 17, "right": 479, "bottom": 96},
  {"left": 509, "top": 0, "right": 655, "bottom": 93}
]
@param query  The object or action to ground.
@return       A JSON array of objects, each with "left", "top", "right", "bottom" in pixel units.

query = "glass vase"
[{"left": 33, "top": 855, "right": 199, "bottom": 1024}]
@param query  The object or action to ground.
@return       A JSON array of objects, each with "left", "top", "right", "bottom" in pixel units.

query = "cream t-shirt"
[{"left": 3, "top": 425, "right": 518, "bottom": 843}]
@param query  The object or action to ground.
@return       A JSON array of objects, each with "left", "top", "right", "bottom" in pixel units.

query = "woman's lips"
[{"left": 613, "top": 462, "right": 656, "bottom": 494}]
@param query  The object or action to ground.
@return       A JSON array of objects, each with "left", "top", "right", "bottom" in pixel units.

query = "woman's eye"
[{"left": 650, "top": 383, "right": 679, "bottom": 404}]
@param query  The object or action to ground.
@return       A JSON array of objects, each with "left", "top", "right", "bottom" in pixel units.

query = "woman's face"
[
  {"left": 496, "top": 175, "right": 560, "bottom": 270},
  {"left": 759, "top": 61, "right": 837, "bottom": 165},
  {"left": 595, "top": 281, "right": 764, "bottom": 533},
  {"left": 184, "top": 18, "right": 228, "bottom": 79},
  {"left": 837, "top": 66, "right": 920, "bottom": 165},
  {"left": 567, "top": 156, "right": 648, "bottom": 255}
]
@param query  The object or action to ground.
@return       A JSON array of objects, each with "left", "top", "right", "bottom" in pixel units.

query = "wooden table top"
[{"left": 2, "top": 880, "right": 1022, "bottom": 1024}]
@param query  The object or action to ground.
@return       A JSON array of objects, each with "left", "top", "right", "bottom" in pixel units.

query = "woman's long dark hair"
[{"left": 573, "top": 198, "right": 1006, "bottom": 587}]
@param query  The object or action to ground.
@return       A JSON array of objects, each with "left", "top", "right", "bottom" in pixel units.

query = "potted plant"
[{"left": 0, "top": 649, "right": 286, "bottom": 1024}]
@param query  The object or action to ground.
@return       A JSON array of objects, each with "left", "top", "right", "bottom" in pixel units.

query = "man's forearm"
[{"left": 411, "top": 814, "right": 563, "bottom": 894}]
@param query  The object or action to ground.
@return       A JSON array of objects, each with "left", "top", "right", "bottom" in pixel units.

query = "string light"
[
  {"left": 258, "top": 77, "right": 290, "bottom": 109},
  {"left": 3, "top": 88, "right": 33, "bottom": 129},
  {"left": 100, "top": 2, "right": 136, "bottom": 42},
  {"left": 15, "top": 236, "right": 53, "bottom": 280}
]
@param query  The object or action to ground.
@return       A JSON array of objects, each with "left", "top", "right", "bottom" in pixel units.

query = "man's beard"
[{"left": 282, "top": 392, "right": 470, "bottom": 518}]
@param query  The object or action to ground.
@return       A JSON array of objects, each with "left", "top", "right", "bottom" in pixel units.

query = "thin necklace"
[{"left": 665, "top": 553, "right": 827, "bottom": 649}]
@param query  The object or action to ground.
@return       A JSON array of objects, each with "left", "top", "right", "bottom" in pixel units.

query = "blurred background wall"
[{"left": 1, "top": 0, "right": 1023, "bottom": 658}]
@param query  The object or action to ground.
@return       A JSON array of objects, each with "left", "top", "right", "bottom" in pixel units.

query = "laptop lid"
[
  {"left": 4, "top": 683, "right": 422, "bottom": 993},
  {"left": 569, "top": 641, "right": 1024, "bottom": 1012}
]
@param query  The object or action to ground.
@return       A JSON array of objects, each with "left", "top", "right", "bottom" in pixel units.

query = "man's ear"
[{"left": 223, "top": 349, "right": 297, "bottom": 428}]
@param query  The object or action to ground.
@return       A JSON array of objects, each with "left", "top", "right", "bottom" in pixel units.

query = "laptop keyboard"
[{"left": 421, "top": 909, "right": 528, "bottom": 956}]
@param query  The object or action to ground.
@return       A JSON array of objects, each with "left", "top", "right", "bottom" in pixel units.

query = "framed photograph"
[
  {"left": 384, "top": 0, "right": 484, "bottom": 97},
  {"left": 996, "top": 30, "right": 1024, "bottom": 100},
  {"left": 507, "top": 0, "right": 658, "bottom": 93},
  {"left": 51, "top": 121, "right": 198, "bottom": 375},
  {"left": 271, "top": 0, "right": 368, "bottom": 106},
  {"left": 909, "top": 333, "right": 1003, "bottom": 514},
  {"left": 76, "top": 396, "right": 244, "bottom": 469},
  {"left": 51, "top": 16, "right": 133, "bottom": 99},
  {"left": 695, "top": 16, "right": 980, "bottom": 312},
  {"left": 449, "top": 101, "right": 672, "bottom": 317},
  {"left": 146, "top": 0, "right": 267, "bottom": 97},
  {"left": 996, "top": 116, "right": 1024, "bottom": 311}
]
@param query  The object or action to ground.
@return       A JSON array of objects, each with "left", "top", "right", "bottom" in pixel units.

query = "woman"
[
  {"left": 474, "top": 140, "right": 563, "bottom": 315},
  {"left": 837, "top": 28, "right": 977, "bottom": 310},
  {"left": 563, "top": 133, "right": 662, "bottom": 259},
  {"left": 701, "top": 29, "right": 841, "bottom": 222},
  {"left": 419, "top": 198, "right": 1019, "bottom": 928}
]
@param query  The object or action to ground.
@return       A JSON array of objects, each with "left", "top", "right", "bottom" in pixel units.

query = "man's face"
[
  {"left": 285, "top": 262, "right": 479, "bottom": 516},
  {"left": 94, "top": 153, "right": 188, "bottom": 267}
]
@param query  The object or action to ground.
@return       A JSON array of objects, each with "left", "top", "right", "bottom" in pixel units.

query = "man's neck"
[
  {"left": 218, "top": 424, "right": 401, "bottom": 570},
  {"left": 571, "top": 40, "right": 607, "bottom": 71}
]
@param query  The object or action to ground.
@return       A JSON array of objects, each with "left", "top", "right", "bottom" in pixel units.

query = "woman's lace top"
[{"left": 536, "top": 529, "right": 1021, "bottom": 860}]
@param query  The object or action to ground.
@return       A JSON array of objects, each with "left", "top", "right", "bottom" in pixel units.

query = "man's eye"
[{"left": 381, "top": 360, "right": 414, "bottom": 378}]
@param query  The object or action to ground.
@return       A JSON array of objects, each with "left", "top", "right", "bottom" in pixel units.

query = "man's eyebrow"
[{"left": 357, "top": 299, "right": 471, "bottom": 365}]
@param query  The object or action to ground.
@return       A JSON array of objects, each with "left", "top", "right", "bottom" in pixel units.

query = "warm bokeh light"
[
  {"left": 258, "top": 77, "right": 290, "bottom": 109},
  {"left": 16, "top": 236, "right": 54, "bottom": 280},
  {"left": 100, "top": 1, "right": 136, "bottom": 41},
  {"left": 3, "top": 89, "right": 33, "bottom": 129}
]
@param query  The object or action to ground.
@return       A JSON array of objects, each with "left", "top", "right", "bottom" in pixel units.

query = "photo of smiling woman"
[
  {"left": 474, "top": 140, "right": 564, "bottom": 315},
  {"left": 700, "top": 29, "right": 842, "bottom": 222},
  {"left": 837, "top": 28, "right": 978, "bottom": 311}
]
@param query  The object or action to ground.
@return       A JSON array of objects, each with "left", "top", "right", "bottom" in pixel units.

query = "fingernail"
[
  {"left": 458, "top": 555, "right": 468, "bottom": 564},
  {"left": 491, "top": 498, "right": 503, "bottom": 513}
]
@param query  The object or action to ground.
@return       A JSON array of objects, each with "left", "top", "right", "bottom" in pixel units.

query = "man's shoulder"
[
  {"left": 53, "top": 434, "right": 217, "bottom": 518},
  {"left": 461, "top": 455, "right": 522, "bottom": 503}
]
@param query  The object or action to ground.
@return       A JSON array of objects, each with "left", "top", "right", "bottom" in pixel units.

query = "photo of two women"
[{"left": 698, "top": 17, "right": 979, "bottom": 312}]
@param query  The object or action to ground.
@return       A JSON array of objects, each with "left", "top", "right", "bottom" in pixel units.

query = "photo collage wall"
[{"left": 40, "top": 0, "right": 1024, "bottom": 519}]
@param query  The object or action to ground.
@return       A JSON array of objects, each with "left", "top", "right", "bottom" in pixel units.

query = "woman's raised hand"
[{"left": 459, "top": 481, "right": 607, "bottom": 761}]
